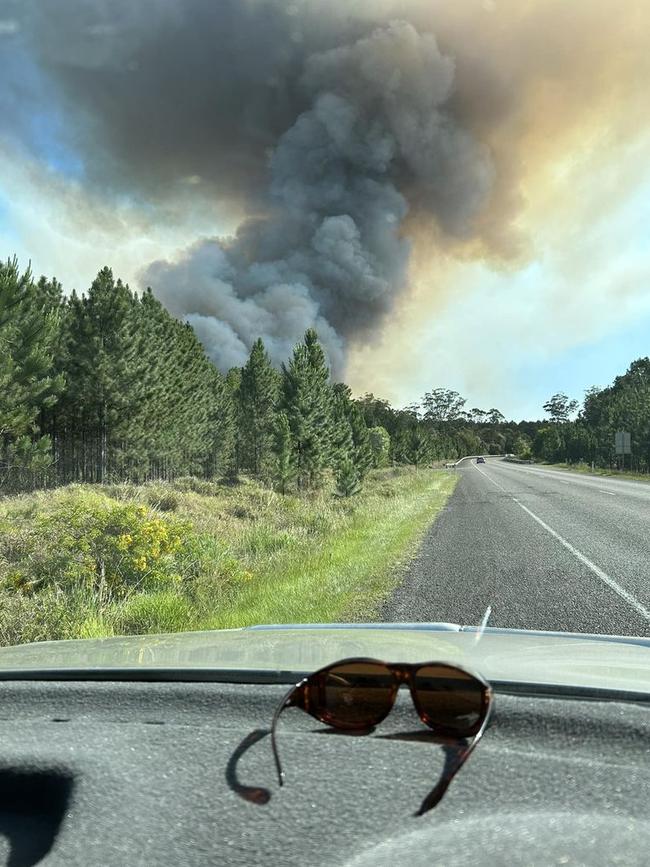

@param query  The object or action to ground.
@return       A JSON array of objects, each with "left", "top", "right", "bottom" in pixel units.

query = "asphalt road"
[{"left": 382, "top": 459, "right": 650, "bottom": 636}]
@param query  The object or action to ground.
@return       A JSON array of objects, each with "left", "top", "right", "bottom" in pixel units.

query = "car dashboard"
[{"left": 0, "top": 677, "right": 648, "bottom": 866}]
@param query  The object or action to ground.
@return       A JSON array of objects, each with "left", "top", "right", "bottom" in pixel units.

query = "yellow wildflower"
[{"left": 116, "top": 533, "right": 133, "bottom": 550}]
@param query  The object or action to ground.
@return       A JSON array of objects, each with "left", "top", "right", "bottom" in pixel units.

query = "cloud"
[
  {"left": 347, "top": 163, "right": 650, "bottom": 417},
  {"left": 0, "top": 142, "right": 227, "bottom": 292}
]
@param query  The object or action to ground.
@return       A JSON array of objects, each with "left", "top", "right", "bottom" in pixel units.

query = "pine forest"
[{"left": 2, "top": 256, "right": 650, "bottom": 499}]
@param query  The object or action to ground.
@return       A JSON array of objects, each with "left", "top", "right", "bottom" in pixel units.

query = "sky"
[{"left": 1, "top": 0, "right": 650, "bottom": 421}]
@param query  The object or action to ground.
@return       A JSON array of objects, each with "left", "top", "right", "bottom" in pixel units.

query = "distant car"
[{"left": 476, "top": 456, "right": 486, "bottom": 464}]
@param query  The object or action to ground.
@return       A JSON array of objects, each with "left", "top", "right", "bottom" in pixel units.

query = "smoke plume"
[
  {"left": 144, "top": 17, "right": 495, "bottom": 371},
  {"left": 4, "top": 0, "right": 647, "bottom": 375},
  {"left": 3, "top": 1, "right": 495, "bottom": 371}
]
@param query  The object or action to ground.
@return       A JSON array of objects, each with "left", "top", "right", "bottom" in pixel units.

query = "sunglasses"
[{"left": 271, "top": 657, "right": 493, "bottom": 816}]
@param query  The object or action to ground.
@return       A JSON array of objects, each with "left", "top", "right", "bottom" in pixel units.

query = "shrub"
[
  {"left": 0, "top": 587, "right": 97, "bottom": 645},
  {"left": 0, "top": 485, "right": 250, "bottom": 644},
  {"left": 0, "top": 493, "right": 189, "bottom": 601},
  {"left": 100, "top": 482, "right": 139, "bottom": 502},
  {"left": 375, "top": 483, "right": 397, "bottom": 498},
  {"left": 172, "top": 476, "right": 220, "bottom": 496},
  {"left": 144, "top": 485, "right": 180, "bottom": 512},
  {"left": 230, "top": 505, "right": 254, "bottom": 519}
]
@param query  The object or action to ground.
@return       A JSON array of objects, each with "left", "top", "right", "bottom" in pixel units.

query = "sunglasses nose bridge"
[
  {"left": 389, "top": 667, "right": 412, "bottom": 689},
  {"left": 399, "top": 667, "right": 426, "bottom": 711}
]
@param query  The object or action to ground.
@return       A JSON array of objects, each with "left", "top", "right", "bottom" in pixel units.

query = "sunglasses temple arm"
[
  {"left": 271, "top": 683, "right": 303, "bottom": 788},
  {"left": 415, "top": 702, "right": 493, "bottom": 817}
]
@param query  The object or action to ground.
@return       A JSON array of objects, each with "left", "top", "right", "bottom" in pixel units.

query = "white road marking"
[
  {"left": 493, "top": 461, "right": 650, "bottom": 495},
  {"left": 473, "top": 464, "right": 650, "bottom": 624},
  {"left": 494, "top": 463, "right": 619, "bottom": 498},
  {"left": 473, "top": 464, "right": 515, "bottom": 496}
]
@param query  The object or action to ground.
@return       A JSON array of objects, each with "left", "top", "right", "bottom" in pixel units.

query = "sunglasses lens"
[
  {"left": 413, "top": 664, "right": 486, "bottom": 735},
  {"left": 308, "top": 661, "right": 395, "bottom": 729}
]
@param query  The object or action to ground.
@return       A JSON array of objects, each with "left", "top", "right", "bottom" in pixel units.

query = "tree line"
[
  {"left": 0, "top": 257, "right": 517, "bottom": 494},
  {"left": 2, "top": 255, "right": 646, "bottom": 495},
  {"left": 531, "top": 362, "right": 650, "bottom": 470},
  {"left": 0, "top": 259, "right": 407, "bottom": 494}
]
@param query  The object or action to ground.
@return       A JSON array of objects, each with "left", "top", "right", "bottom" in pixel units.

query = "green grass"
[
  {"left": 544, "top": 462, "right": 650, "bottom": 483},
  {"left": 202, "top": 469, "right": 458, "bottom": 627},
  {"left": 0, "top": 467, "right": 458, "bottom": 644}
]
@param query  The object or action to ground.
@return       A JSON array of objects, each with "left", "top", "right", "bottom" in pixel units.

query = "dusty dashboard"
[{"left": 0, "top": 677, "right": 648, "bottom": 866}]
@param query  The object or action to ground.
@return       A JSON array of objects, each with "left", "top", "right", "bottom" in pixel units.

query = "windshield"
[{"left": 1, "top": 1, "right": 649, "bottom": 684}]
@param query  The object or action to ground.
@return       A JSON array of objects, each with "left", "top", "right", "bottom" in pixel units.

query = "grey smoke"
[{"left": 6, "top": 1, "right": 496, "bottom": 373}]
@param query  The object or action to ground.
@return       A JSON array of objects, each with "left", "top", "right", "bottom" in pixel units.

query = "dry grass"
[{"left": 0, "top": 467, "right": 458, "bottom": 643}]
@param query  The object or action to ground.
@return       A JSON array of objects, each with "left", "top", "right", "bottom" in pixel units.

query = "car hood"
[{"left": 0, "top": 623, "right": 649, "bottom": 695}]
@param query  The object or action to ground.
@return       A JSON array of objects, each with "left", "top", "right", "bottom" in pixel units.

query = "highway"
[{"left": 382, "top": 459, "right": 650, "bottom": 636}]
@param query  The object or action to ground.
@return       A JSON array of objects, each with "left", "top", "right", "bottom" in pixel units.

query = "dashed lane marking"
[{"left": 474, "top": 464, "right": 650, "bottom": 624}]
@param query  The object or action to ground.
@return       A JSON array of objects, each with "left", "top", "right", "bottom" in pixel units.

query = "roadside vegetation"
[
  {"left": 525, "top": 364, "right": 650, "bottom": 471},
  {"left": 3, "top": 253, "right": 650, "bottom": 647},
  {"left": 0, "top": 468, "right": 457, "bottom": 646},
  {"left": 542, "top": 462, "right": 650, "bottom": 483}
]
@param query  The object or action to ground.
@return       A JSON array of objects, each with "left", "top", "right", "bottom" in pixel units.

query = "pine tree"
[
  {"left": 0, "top": 258, "right": 63, "bottom": 483},
  {"left": 331, "top": 383, "right": 355, "bottom": 471},
  {"left": 336, "top": 457, "right": 361, "bottom": 497},
  {"left": 304, "top": 328, "right": 335, "bottom": 474},
  {"left": 171, "top": 322, "right": 213, "bottom": 475},
  {"left": 224, "top": 367, "right": 243, "bottom": 474},
  {"left": 34, "top": 275, "right": 67, "bottom": 474},
  {"left": 205, "top": 364, "right": 236, "bottom": 479},
  {"left": 409, "top": 427, "right": 433, "bottom": 469},
  {"left": 133, "top": 288, "right": 234, "bottom": 480},
  {"left": 238, "top": 338, "right": 279, "bottom": 478},
  {"left": 136, "top": 288, "right": 174, "bottom": 478},
  {"left": 59, "top": 268, "right": 145, "bottom": 481},
  {"left": 272, "top": 412, "right": 296, "bottom": 494},
  {"left": 4, "top": 253, "right": 486, "bottom": 494},
  {"left": 348, "top": 402, "right": 373, "bottom": 479},
  {"left": 368, "top": 426, "right": 391, "bottom": 467},
  {"left": 281, "top": 329, "right": 334, "bottom": 489},
  {"left": 331, "top": 383, "right": 372, "bottom": 482},
  {"left": 34, "top": 275, "right": 64, "bottom": 310}
]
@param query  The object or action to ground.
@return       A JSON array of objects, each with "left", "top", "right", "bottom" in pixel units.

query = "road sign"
[{"left": 615, "top": 431, "right": 631, "bottom": 455}]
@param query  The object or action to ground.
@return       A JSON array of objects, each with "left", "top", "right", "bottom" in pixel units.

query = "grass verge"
[
  {"left": 0, "top": 467, "right": 457, "bottom": 644},
  {"left": 203, "top": 468, "right": 458, "bottom": 627},
  {"left": 544, "top": 462, "right": 650, "bottom": 483}
]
